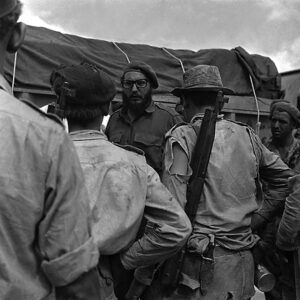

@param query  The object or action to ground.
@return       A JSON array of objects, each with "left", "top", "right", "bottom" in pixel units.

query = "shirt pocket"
[
  {"left": 133, "top": 132, "right": 163, "bottom": 147},
  {"left": 133, "top": 132, "right": 164, "bottom": 172}
]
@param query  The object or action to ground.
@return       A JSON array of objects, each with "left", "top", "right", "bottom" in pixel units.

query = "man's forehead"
[
  {"left": 271, "top": 110, "right": 292, "bottom": 121},
  {"left": 123, "top": 71, "right": 147, "bottom": 80}
]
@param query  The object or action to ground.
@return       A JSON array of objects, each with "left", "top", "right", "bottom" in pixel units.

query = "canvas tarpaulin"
[{"left": 4, "top": 25, "right": 282, "bottom": 100}]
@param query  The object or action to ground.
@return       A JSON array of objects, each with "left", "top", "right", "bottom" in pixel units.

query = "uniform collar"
[
  {"left": 70, "top": 129, "right": 108, "bottom": 141},
  {"left": 191, "top": 112, "right": 224, "bottom": 124},
  {"left": 0, "top": 74, "right": 13, "bottom": 94}
]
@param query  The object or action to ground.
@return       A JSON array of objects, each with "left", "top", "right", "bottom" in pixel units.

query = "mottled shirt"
[
  {"left": 106, "top": 101, "right": 182, "bottom": 175},
  {"left": 0, "top": 75, "right": 98, "bottom": 299},
  {"left": 266, "top": 138, "right": 300, "bottom": 174},
  {"left": 163, "top": 114, "right": 292, "bottom": 250},
  {"left": 70, "top": 130, "right": 191, "bottom": 268}
]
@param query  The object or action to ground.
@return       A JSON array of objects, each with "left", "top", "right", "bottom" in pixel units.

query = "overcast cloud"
[{"left": 19, "top": 0, "right": 300, "bottom": 72}]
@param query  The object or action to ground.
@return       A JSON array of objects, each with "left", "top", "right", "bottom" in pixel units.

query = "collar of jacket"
[
  {"left": 70, "top": 129, "right": 107, "bottom": 141},
  {"left": 191, "top": 112, "right": 224, "bottom": 124}
]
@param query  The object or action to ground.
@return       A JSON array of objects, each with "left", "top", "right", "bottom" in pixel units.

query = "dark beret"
[
  {"left": 122, "top": 61, "right": 158, "bottom": 89},
  {"left": 50, "top": 62, "right": 117, "bottom": 106},
  {"left": 0, "top": 0, "right": 17, "bottom": 18},
  {"left": 270, "top": 100, "right": 300, "bottom": 127}
]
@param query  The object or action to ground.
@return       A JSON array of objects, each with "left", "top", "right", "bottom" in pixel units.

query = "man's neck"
[
  {"left": 68, "top": 117, "right": 103, "bottom": 133},
  {"left": 273, "top": 133, "right": 294, "bottom": 148}
]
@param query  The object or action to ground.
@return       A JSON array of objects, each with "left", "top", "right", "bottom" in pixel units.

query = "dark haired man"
[
  {"left": 262, "top": 100, "right": 300, "bottom": 300},
  {"left": 267, "top": 100, "right": 300, "bottom": 173},
  {"left": 106, "top": 61, "right": 182, "bottom": 176},
  {"left": 143, "top": 65, "right": 293, "bottom": 299},
  {"left": 50, "top": 62, "right": 192, "bottom": 299},
  {"left": 0, "top": 1, "right": 102, "bottom": 299}
]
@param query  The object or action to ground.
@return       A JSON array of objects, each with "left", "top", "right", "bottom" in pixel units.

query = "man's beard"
[{"left": 122, "top": 90, "right": 152, "bottom": 116}]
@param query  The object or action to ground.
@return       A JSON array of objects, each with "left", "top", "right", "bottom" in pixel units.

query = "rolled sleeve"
[
  {"left": 42, "top": 237, "right": 99, "bottom": 286},
  {"left": 120, "top": 166, "right": 191, "bottom": 269}
]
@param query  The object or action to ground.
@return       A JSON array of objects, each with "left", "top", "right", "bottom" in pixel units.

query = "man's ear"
[{"left": 7, "top": 22, "right": 26, "bottom": 53}]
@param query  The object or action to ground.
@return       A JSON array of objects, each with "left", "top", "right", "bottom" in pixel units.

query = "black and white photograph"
[{"left": 0, "top": 0, "right": 299, "bottom": 299}]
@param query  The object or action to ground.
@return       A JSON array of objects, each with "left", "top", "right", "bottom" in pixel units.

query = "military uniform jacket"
[
  {"left": 0, "top": 75, "right": 98, "bottom": 299},
  {"left": 106, "top": 100, "right": 182, "bottom": 175}
]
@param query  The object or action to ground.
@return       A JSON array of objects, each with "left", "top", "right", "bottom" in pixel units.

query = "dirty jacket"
[
  {"left": 163, "top": 114, "right": 292, "bottom": 250},
  {"left": 267, "top": 137, "right": 300, "bottom": 174},
  {"left": 70, "top": 130, "right": 191, "bottom": 266},
  {"left": 0, "top": 75, "right": 98, "bottom": 300},
  {"left": 106, "top": 101, "right": 182, "bottom": 175}
]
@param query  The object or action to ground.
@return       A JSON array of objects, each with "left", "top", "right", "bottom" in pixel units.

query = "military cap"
[
  {"left": 122, "top": 61, "right": 159, "bottom": 89},
  {"left": 270, "top": 100, "right": 300, "bottom": 126},
  {"left": 50, "top": 62, "right": 117, "bottom": 106},
  {"left": 0, "top": 0, "right": 18, "bottom": 18}
]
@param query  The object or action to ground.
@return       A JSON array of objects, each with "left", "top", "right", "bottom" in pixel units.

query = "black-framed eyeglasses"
[{"left": 121, "top": 79, "right": 148, "bottom": 89}]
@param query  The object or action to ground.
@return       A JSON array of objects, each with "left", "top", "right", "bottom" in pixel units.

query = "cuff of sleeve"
[{"left": 42, "top": 237, "right": 99, "bottom": 286}]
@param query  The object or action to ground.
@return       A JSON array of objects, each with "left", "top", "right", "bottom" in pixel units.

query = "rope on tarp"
[
  {"left": 112, "top": 42, "right": 131, "bottom": 63},
  {"left": 249, "top": 74, "right": 261, "bottom": 135},
  {"left": 162, "top": 48, "right": 185, "bottom": 73},
  {"left": 12, "top": 52, "right": 18, "bottom": 93}
]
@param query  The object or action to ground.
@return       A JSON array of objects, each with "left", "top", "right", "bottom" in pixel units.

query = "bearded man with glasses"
[{"left": 106, "top": 61, "right": 182, "bottom": 177}]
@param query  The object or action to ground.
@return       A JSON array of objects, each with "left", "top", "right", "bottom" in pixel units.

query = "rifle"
[
  {"left": 125, "top": 91, "right": 227, "bottom": 299},
  {"left": 160, "top": 91, "right": 227, "bottom": 291}
]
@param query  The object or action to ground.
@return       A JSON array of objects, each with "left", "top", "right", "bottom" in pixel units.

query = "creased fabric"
[
  {"left": 163, "top": 114, "right": 292, "bottom": 250},
  {"left": 0, "top": 75, "right": 98, "bottom": 299},
  {"left": 70, "top": 130, "right": 191, "bottom": 270}
]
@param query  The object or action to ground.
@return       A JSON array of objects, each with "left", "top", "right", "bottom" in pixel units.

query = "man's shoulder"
[
  {"left": 223, "top": 118, "right": 251, "bottom": 128},
  {"left": 21, "top": 100, "right": 65, "bottom": 128},
  {"left": 109, "top": 142, "right": 148, "bottom": 172},
  {"left": 154, "top": 102, "right": 181, "bottom": 117},
  {"left": 166, "top": 122, "right": 194, "bottom": 139},
  {"left": 0, "top": 92, "right": 64, "bottom": 130},
  {"left": 221, "top": 119, "right": 257, "bottom": 136},
  {"left": 113, "top": 143, "right": 145, "bottom": 156}
]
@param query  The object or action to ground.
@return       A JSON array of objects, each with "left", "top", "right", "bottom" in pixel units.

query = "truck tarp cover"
[{"left": 4, "top": 25, "right": 281, "bottom": 99}]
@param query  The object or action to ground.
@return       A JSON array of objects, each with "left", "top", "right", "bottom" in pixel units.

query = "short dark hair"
[
  {"left": 64, "top": 103, "right": 105, "bottom": 124},
  {"left": 0, "top": 1, "right": 22, "bottom": 39}
]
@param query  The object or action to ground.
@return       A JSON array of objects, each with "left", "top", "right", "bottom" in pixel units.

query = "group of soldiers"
[{"left": 1, "top": 1, "right": 300, "bottom": 300}]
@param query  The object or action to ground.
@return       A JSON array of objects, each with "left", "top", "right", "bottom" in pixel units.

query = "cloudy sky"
[{"left": 19, "top": 0, "right": 300, "bottom": 73}]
